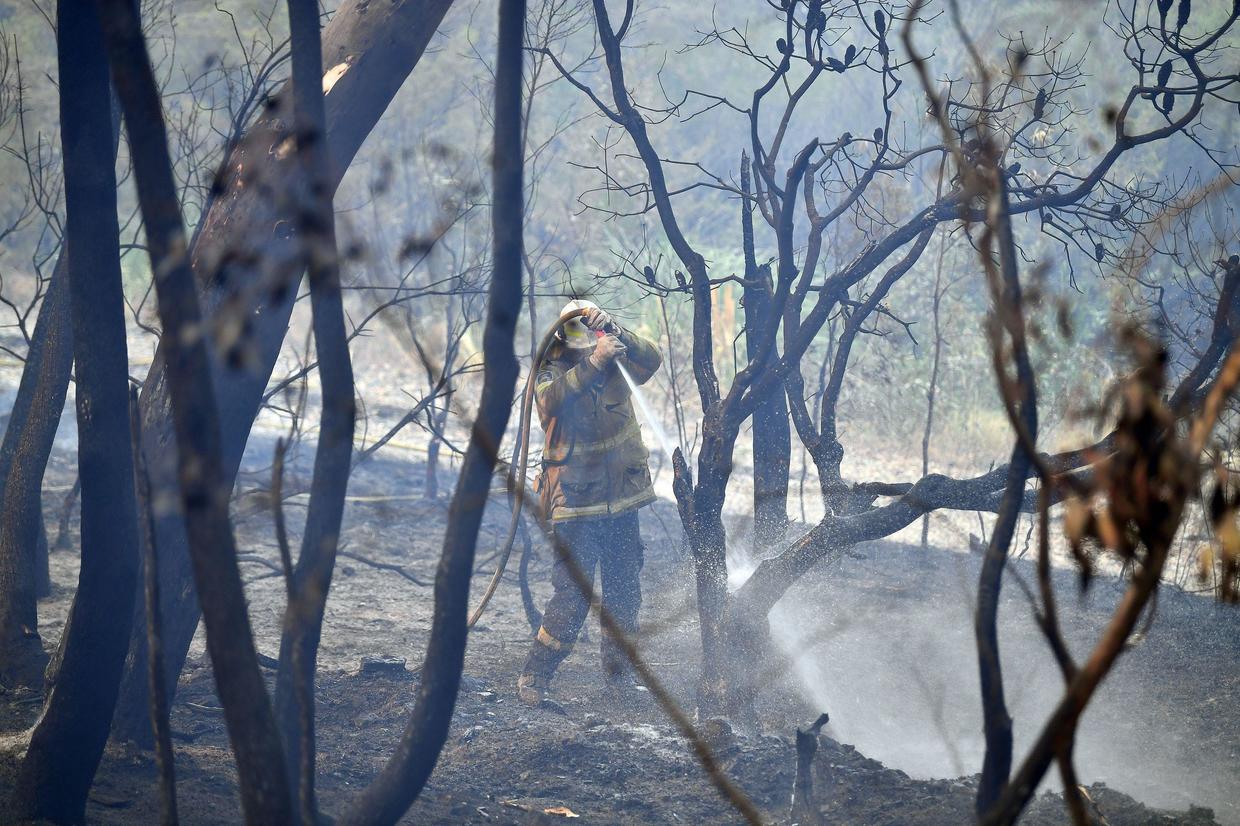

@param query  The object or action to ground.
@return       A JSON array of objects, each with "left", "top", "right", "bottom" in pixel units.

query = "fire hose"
[{"left": 465, "top": 307, "right": 591, "bottom": 630}]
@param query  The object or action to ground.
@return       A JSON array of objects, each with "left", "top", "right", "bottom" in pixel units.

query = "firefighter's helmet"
[{"left": 558, "top": 298, "right": 599, "bottom": 349}]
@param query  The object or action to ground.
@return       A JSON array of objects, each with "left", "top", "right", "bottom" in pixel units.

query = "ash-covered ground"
[{"left": 1, "top": 424, "right": 1236, "bottom": 825}]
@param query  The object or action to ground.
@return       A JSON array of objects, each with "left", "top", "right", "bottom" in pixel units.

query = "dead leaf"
[{"left": 544, "top": 806, "right": 580, "bottom": 818}]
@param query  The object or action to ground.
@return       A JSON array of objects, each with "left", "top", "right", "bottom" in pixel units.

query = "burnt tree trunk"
[
  {"left": 0, "top": 75, "right": 123, "bottom": 687},
  {"left": 745, "top": 288, "right": 791, "bottom": 546},
  {"left": 337, "top": 0, "right": 525, "bottom": 820},
  {"left": 273, "top": 0, "right": 357, "bottom": 818},
  {"left": 34, "top": 518, "right": 50, "bottom": 599},
  {"left": 130, "top": 388, "right": 178, "bottom": 826},
  {"left": 740, "top": 157, "right": 790, "bottom": 550},
  {"left": 111, "top": 0, "right": 457, "bottom": 746},
  {"left": 0, "top": 256, "right": 69, "bottom": 689},
  {"left": 11, "top": 3, "right": 140, "bottom": 820},
  {"left": 789, "top": 713, "right": 830, "bottom": 825},
  {"left": 683, "top": 423, "right": 735, "bottom": 717},
  {"left": 97, "top": 0, "right": 294, "bottom": 819},
  {"left": 685, "top": 145, "right": 817, "bottom": 718}
]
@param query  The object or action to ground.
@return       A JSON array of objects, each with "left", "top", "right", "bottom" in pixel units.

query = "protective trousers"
[{"left": 522, "top": 510, "right": 644, "bottom": 684}]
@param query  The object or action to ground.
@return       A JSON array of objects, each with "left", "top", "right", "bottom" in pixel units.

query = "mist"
[{"left": 769, "top": 543, "right": 1239, "bottom": 823}]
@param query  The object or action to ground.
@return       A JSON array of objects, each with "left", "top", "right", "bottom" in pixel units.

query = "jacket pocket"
[
  {"left": 621, "top": 461, "right": 652, "bottom": 496},
  {"left": 560, "top": 479, "right": 599, "bottom": 508},
  {"left": 557, "top": 450, "right": 607, "bottom": 509}
]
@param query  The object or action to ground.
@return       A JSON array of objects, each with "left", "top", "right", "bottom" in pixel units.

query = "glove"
[
  {"left": 588, "top": 333, "right": 627, "bottom": 370},
  {"left": 583, "top": 307, "right": 615, "bottom": 333}
]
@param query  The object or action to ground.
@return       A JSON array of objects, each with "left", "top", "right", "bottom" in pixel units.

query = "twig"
[{"left": 338, "top": 550, "right": 429, "bottom": 587}]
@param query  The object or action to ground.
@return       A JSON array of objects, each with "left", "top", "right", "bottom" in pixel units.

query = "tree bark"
[
  {"left": 131, "top": 387, "right": 178, "bottom": 826},
  {"left": 790, "top": 713, "right": 829, "bottom": 826},
  {"left": 337, "top": 1, "right": 524, "bottom": 819},
  {"left": 273, "top": 0, "right": 357, "bottom": 818},
  {"left": 747, "top": 296, "right": 791, "bottom": 547},
  {"left": 682, "top": 429, "right": 733, "bottom": 715},
  {"left": 111, "top": 0, "right": 457, "bottom": 746},
  {"left": 0, "top": 44, "right": 126, "bottom": 694},
  {"left": 740, "top": 155, "right": 790, "bottom": 550},
  {"left": 96, "top": 0, "right": 294, "bottom": 820},
  {"left": 11, "top": 3, "right": 139, "bottom": 820},
  {"left": 683, "top": 145, "right": 816, "bottom": 717},
  {"left": 0, "top": 256, "right": 69, "bottom": 689},
  {"left": 34, "top": 517, "right": 51, "bottom": 599}
]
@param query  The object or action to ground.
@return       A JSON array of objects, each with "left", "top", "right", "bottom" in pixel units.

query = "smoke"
[{"left": 765, "top": 544, "right": 1239, "bottom": 824}]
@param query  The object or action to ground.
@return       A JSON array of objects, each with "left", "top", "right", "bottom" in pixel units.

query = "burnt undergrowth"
[{"left": 1, "top": 447, "right": 1235, "bottom": 825}]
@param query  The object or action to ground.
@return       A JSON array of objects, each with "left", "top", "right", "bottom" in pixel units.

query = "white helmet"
[{"left": 558, "top": 298, "right": 599, "bottom": 350}]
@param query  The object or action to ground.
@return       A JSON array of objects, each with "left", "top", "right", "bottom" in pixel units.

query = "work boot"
[
  {"left": 604, "top": 682, "right": 651, "bottom": 715},
  {"left": 601, "top": 633, "right": 641, "bottom": 687},
  {"left": 516, "top": 672, "right": 548, "bottom": 706},
  {"left": 602, "top": 669, "right": 652, "bottom": 714},
  {"left": 517, "top": 627, "right": 567, "bottom": 707}
]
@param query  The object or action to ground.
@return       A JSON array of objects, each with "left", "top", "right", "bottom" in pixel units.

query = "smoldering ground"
[
  {"left": 6, "top": 414, "right": 1236, "bottom": 824},
  {"left": 764, "top": 543, "right": 1239, "bottom": 824}
]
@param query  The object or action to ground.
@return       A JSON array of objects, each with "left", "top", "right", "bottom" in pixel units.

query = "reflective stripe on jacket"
[{"left": 534, "top": 330, "right": 662, "bottom": 522}]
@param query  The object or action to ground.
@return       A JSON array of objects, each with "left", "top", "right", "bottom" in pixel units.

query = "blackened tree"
[
  {"left": 545, "top": 0, "right": 1238, "bottom": 714},
  {"left": 111, "top": 0, "right": 459, "bottom": 745},
  {"left": 10, "top": 1, "right": 139, "bottom": 819}
]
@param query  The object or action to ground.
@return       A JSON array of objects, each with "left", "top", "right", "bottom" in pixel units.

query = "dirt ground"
[{"left": 1, "top": 432, "right": 1237, "bottom": 824}]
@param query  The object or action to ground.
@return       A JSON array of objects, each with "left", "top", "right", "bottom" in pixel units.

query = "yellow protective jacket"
[{"left": 534, "top": 330, "right": 662, "bottom": 522}]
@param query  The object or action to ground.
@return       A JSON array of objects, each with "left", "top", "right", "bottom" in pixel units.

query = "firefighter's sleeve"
[
  {"left": 618, "top": 329, "right": 662, "bottom": 385},
  {"left": 534, "top": 357, "right": 604, "bottom": 417}
]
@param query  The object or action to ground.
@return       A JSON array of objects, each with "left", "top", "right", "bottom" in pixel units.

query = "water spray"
[{"left": 616, "top": 361, "right": 680, "bottom": 464}]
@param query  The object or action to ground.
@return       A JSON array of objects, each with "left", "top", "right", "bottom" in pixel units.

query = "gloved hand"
[
  {"left": 583, "top": 307, "right": 615, "bottom": 333},
  {"left": 588, "top": 333, "right": 627, "bottom": 370}
]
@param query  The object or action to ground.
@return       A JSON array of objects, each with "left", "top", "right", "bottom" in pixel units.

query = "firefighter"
[{"left": 516, "top": 299, "right": 662, "bottom": 706}]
